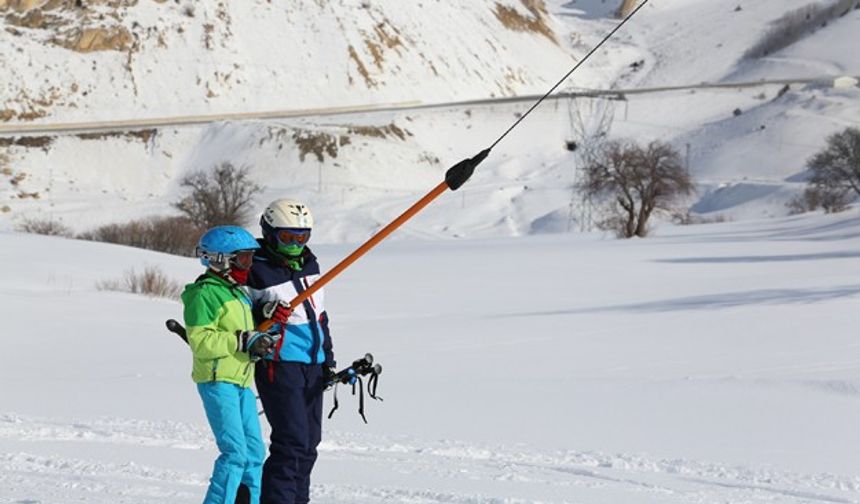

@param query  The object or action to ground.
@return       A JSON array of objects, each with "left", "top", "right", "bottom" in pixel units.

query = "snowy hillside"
[
  {"left": 1, "top": 0, "right": 858, "bottom": 239},
  {"left": 0, "top": 0, "right": 581, "bottom": 123},
  {"left": 618, "top": 0, "right": 860, "bottom": 220},
  {"left": 3, "top": 211, "right": 860, "bottom": 503},
  {"left": 3, "top": 2, "right": 860, "bottom": 502}
]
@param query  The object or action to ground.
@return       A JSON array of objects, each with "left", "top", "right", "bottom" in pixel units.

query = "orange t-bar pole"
[
  {"left": 258, "top": 148, "right": 489, "bottom": 332},
  {"left": 294, "top": 181, "right": 447, "bottom": 307}
]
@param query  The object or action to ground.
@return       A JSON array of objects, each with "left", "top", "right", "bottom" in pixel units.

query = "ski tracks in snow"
[
  {"left": 0, "top": 452, "right": 203, "bottom": 504},
  {"left": 0, "top": 413, "right": 210, "bottom": 450},
  {"left": 317, "top": 432, "right": 860, "bottom": 504},
  {"left": 0, "top": 413, "right": 858, "bottom": 503}
]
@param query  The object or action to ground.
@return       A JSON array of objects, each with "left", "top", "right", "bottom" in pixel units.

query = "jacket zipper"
[
  {"left": 229, "top": 284, "right": 254, "bottom": 381},
  {"left": 294, "top": 278, "right": 321, "bottom": 364}
]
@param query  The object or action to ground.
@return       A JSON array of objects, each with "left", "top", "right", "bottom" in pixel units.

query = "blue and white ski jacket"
[{"left": 247, "top": 245, "right": 335, "bottom": 367}]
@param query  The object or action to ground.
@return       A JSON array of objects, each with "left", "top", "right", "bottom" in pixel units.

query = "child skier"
[
  {"left": 182, "top": 225, "right": 279, "bottom": 504},
  {"left": 247, "top": 199, "right": 336, "bottom": 504}
]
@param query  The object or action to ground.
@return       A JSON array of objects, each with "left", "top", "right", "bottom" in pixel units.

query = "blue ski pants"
[
  {"left": 255, "top": 362, "right": 324, "bottom": 504},
  {"left": 197, "top": 382, "right": 266, "bottom": 504}
]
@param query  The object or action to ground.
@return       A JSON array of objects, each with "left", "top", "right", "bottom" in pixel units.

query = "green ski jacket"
[{"left": 181, "top": 272, "right": 255, "bottom": 387}]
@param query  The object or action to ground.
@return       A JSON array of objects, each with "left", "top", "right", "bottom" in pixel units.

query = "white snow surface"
[
  {"left": 0, "top": 0, "right": 582, "bottom": 122},
  {"left": 2, "top": 2, "right": 860, "bottom": 501},
  {"left": 2, "top": 0, "right": 859, "bottom": 238},
  {"left": 2, "top": 210, "right": 860, "bottom": 503}
]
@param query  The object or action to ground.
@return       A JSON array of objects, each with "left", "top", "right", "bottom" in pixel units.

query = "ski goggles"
[
  {"left": 275, "top": 228, "right": 311, "bottom": 246},
  {"left": 229, "top": 250, "right": 255, "bottom": 270},
  {"left": 196, "top": 248, "right": 255, "bottom": 270}
]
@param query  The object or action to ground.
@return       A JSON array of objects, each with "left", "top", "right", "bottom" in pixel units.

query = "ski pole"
[
  {"left": 166, "top": 319, "right": 381, "bottom": 385},
  {"left": 166, "top": 318, "right": 188, "bottom": 343},
  {"left": 255, "top": 1, "right": 650, "bottom": 332},
  {"left": 326, "top": 353, "right": 383, "bottom": 423},
  {"left": 326, "top": 353, "right": 382, "bottom": 387},
  {"left": 165, "top": 319, "right": 381, "bottom": 419}
]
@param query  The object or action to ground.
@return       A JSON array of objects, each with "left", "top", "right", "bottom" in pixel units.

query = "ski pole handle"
[{"left": 166, "top": 318, "right": 188, "bottom": 343}]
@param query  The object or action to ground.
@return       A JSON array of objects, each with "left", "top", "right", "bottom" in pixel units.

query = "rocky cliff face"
[
  {"left": 617, "top": 0, "right": 640, "bottom": 17},
  {"left": 3, "top": 0, "right": 135, "bottom": 52}
]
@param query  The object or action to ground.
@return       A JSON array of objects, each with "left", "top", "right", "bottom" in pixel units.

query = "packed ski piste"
[{"left": 2, "top": 0, "right": 860, "bottom": 503}]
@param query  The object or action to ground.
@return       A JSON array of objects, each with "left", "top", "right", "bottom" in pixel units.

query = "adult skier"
[
  {"left": 247, "top": 199, "right": 336, "bottom": 504},
  {"left": 181, "top": 225, "right": 279, "bottom": 504}
]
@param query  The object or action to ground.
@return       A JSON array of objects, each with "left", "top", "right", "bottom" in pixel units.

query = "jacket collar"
[{"left": 197, "top": 270, "right": 237, "bottom": 289}]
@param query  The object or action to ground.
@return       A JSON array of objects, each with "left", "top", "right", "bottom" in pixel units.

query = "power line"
[{"left": 488, "top": 0, "right": 651, "bottom": 151}]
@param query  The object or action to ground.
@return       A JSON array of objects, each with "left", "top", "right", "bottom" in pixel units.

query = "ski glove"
[
  {"left": 323, "top": 365, "right": 338, "bottom": 384},
  {"left": 237, "top": 330, "right": 280, "bottom": 361},
  {"left": 323, "top": 365, "right": 356, "bottom": 387},
  {"left": 262, "top": 300, "right": 292, "bottom": 324}
]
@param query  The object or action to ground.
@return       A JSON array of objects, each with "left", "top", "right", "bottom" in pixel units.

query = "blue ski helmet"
[{"left": 196, "top": 226, "right": 259, "bottom": 269}]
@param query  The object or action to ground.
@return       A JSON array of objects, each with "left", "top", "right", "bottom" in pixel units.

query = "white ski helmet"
[{"left": 261, "top": 199, "right": 314, "bottom": 230}]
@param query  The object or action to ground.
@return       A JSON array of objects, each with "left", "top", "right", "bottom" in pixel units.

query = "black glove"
[
  {"left": 237, "top": 331, "right": 280, "bottom": 361},
  {"left": 322, "top": 365, "right": 337, "bottom": 384}
]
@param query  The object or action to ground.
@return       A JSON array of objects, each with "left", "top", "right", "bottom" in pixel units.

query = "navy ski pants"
[{"left": 255, "top": 362, "right": 324, "bottom": 504}]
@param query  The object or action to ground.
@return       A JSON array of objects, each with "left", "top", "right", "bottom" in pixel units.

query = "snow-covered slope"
[
  {"left": 617, "top": 0, "right": 860, "bottom": 220},
  {"left": 0, "top": 0, "right": 581, "bottom": 123},
  {"left": 1, "top": 0, "right": 859, "bottom": 239},
  {"left": 3, "top": 212, "right": 860, "bottom": 503},
  {"left": 3, "top": 3, "right": 860, "bottom": 502}
]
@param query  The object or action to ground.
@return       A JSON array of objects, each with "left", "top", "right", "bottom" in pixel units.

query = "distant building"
[{"left": 833, "top": 76, "right": 859, "bottom": 89}]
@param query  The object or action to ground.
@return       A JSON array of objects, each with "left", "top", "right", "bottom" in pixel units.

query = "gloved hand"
[
  {"left": 262, "top": 300, "right": 291, "bottom": 324},
  {"left": 323, "top": 365, "right": 357, "bottom": 387},
  {"left": 322, "top": 365, "right": 338, "bottom": 384},
  {"left": 237, "top": 331, "right": 280, "bottom": 361}
]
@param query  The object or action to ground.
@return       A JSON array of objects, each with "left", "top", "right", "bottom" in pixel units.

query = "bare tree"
[
  {"left": 173, "top": 163, "right": 262, "bottom": 228},
  {"left": 806, "top": 127, "right": 860, "bottom": 212},
  {"left": 581, "top": 139, "right": 694, "bottom": 238}
]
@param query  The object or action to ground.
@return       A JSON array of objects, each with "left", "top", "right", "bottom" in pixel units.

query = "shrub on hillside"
[
  {"left": 78, "top": 215, "right": 202, "bottom": 256},
  {"left": 787, "top": 187, "right": 819, "bottom": 215},
  {"left": 16, "top": 218, "right": 73, "bottom": 237},
  {"left": 670, "top": 210, "right": 728, "bottom": 225},
  {"left": 173, "top": 163, "right": 262, "bottom": 228},
  {"left": 787, "top": 186, "right": 852, "bottom": 215},
  {"left": 744, "top": 0, "right": 860, "bottom": 59},
  {"left": 96, "top": 266, "right": 182, "bottom": 300}
]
